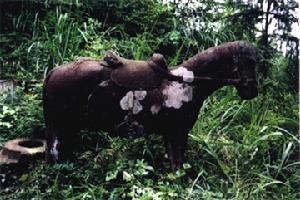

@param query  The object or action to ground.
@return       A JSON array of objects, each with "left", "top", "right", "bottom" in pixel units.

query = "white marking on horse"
[
  {"left": 132, "top": 100, "right": 143, "bottom": 114},
  {"left": 87, "top": 94, "right": 92, "bottom": 101},
  {"left": 133, "top": 90, "right": 147, "bottom": 100},
  {"left": 150, "top": 104, "right": 161, "bottom": 114},
  {"left": 50, "top": 137, "right": 59, "bottom": 161},
  {"left": 120, "top": 91, "right": 134, "bottom": 110},
  {"left": 99, "top": 80, "right": 109, "bottom": 87},
  {"left": 162, "top": 81, "right": 193, "bottom": 109},
  {"left": 120, "top": 90, "right": 147, "bottom": 114},
  {"left": 171, "top": 67, "right": 194, "bottom": 83}
]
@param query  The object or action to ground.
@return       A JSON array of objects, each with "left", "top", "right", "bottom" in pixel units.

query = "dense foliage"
[{"left": 0, "top": 0, "right": 299, "bottom": 199}]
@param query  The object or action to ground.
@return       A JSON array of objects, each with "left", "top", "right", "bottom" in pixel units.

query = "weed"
[{"left": 0, "top": 1, "right": 298, "bottom": 199}]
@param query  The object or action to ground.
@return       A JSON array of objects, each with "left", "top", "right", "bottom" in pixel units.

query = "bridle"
[
  {"left": 166, "top": 73, "right": 255, "bottom": 85},
  {"left": 148, "top": 60, "right": 255, "bottom": 86}
]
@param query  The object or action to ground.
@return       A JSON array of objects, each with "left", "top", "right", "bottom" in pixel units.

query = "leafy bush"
[{"left": 0, "top": 0, "right": 298, "bottom": 199}]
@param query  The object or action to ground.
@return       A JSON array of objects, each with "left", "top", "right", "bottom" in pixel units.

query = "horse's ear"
[
  {"left": 151, "top": 53, "right": 168, "bottom": 70},
  {"left": 104, "top": 50, "right": 122, "bottom": 68}
]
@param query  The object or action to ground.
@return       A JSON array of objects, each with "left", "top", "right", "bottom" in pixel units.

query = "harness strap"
[{"left": 148, "top": 61, "right": 254, "bottom": 85}]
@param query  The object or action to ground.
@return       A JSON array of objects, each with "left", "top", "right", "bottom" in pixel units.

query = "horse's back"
[{"left": 43, "top": 59, "right": 110, "bottom": 131}]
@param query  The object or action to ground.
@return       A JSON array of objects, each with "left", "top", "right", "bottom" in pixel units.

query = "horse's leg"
[
  {"left": 45, "top": 128, "right": 55, "bottom": 163},
  {"left": 45, "top": 127, "right": 79, "bottom": 163},
  {"left": 163, "top": 132, "right": 188, "bottom": 171}
]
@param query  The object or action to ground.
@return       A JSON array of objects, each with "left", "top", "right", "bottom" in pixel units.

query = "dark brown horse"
[{"left": 43, "top": 41, "right": 258, "bottom": 170}]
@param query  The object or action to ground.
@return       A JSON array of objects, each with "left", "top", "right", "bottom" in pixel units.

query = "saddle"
[{"left": 104, "top": 51, "right": 169, "bottom": 90}]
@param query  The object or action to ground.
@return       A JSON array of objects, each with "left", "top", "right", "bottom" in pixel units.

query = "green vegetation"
[{"left": 0, "top": 0, "right": 299, "bottom": 199}]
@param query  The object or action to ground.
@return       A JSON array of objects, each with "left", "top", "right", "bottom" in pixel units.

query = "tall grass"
[
  {"left": 0, "top": 1, "right": 298, "bottom": 199},
  {"left": 187, "top": 86, "right": 299, "bottom": 199}
]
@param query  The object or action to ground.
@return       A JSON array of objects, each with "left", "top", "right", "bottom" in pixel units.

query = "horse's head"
[
  {"left": 232, "top": 48, "right": 258, "bottom": 100},
  {"left": 176, "top": 41, "right": 259, "bottom": 100}
]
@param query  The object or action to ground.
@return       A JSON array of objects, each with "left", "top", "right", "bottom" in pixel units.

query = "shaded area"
[{"left": 0, "top": 0, "right": 298, "bottom": 199}]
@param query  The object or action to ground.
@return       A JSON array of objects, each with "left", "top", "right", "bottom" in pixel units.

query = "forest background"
[{"left": 0, "top": 0, "right": 299, "bottom": 199}]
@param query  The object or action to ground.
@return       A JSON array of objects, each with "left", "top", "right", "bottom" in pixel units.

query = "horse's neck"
[
  {"left": 168, "top": 67, "right": 227, "bottom": 106},
  {"left": 171, "top": 50, "right": 234, "bottom": 100},
  {"left": 193, "top": 82, "right": 225, "bottom": 100},
  {"left": 179, "top": 47, "right": 236, "bottom": 78}
]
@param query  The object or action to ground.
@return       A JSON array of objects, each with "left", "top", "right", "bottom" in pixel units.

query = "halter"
[
  {"left": 166, "top": 72, "right": 255, "bottom": 85},
  {"left": 148, "top": 60, "right": 255, "bottom": 86}
]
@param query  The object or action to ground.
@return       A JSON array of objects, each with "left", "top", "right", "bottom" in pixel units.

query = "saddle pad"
[{"left": 111, "top": 59, "right": 163, "bottom": 90}]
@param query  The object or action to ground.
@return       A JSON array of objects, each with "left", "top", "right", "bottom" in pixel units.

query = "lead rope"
[{"left": 148, "top": 60, "right": 254, "bottom": 85}]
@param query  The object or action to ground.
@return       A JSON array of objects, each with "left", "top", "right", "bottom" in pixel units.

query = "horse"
[{"left": 43, "top": 41, "right": 258, "bottom": 170}]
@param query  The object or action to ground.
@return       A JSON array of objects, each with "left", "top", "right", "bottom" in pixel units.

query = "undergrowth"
[
  {"left": 1, "top": 86, "right": 298, "bottom": 199},
  {"left": 0, "top": 0, "right": 299, "bottom": 199}
]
